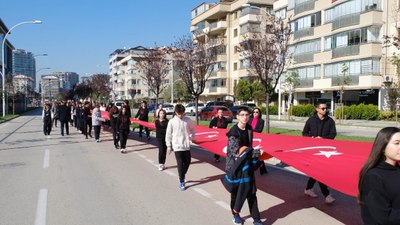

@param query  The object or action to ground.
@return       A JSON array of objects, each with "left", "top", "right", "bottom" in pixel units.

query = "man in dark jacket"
[
  {"left": 209, "top": 108, "right": 228, "bottom": 162},
  {"left": 225, "top": 107, "right": 262, "bottom": 225},
  {"left": 135, "top": 101, "right": 150, "bottom": 140},
  {"left": 302, "top": 102, "right": 337, "bottom": 204},
  {"left": 58, "top": 101, "right": 71, "bottom": 136}
]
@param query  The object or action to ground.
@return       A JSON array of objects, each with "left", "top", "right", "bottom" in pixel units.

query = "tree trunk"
[
  {"left": 195, "top": 96, "right": 199, "bottom": 125},
  {"left": 265, "top": 94, "right": 270, "bottom": 134}
]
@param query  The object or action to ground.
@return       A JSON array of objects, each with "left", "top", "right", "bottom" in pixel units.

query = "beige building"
[
  {"left": 274, "top": 0, "right": 399, "bottom": 111},
  {"left": 108, "top": 46, "right": 179, "bottom": 103},
  {"left": 191, "top": 0, "right": 400, "bottom": 110},
  {"left": 191, "top": 0, "right": 275, "bottom": 103}
]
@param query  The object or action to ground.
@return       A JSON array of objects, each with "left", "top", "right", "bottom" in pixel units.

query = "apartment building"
[
  {"left": 40, "top": 75, "right": 60, "bottom": 102},
  {"left": 274, "top": 0, "right": 399, "bottom": 110},
  {"left": 191, "top": 0, "right": 399, "bottom": 111},
  {"left": 12, "top": 49, "right": 36, "bottom": 89},
  {"left": 191, "top": 0, "right": 275, "bottom": 103},
  {"left": 108, "top": 46, "right": 179, "bottom": 102}
]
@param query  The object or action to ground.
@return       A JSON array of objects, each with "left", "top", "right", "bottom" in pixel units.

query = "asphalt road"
[{"left": 0, "top": 109, "right": 362, "bottom": 225}]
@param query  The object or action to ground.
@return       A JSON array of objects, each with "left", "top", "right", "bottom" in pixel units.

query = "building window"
[
  {"left": 324, "top": 26, "right": 381, "bottom": 50},
  {"left": 233, "top": 11, "right": 238, "bottom": 19},
  {"left": 275, "top": 8, "right": 286, "bottom": 19},
  {"left": 324, "top": 0, "right": 381, "bottom": 23},
  {"left": 233, "top": 62, "right": 238, "bottom": 71},
  {"left": 234, "top": 28, "right": 238, "bottom": 37},
  {"left": 292, "top": 12, "right": 321, "bottom": 32},
  {"left": 324, "top": 58, "right": 380, "bottom": 77}
]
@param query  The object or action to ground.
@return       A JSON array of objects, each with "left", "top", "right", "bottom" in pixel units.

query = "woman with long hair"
[
  {"left": 117, "top": 106, "right": 131, "bottom": 153},
  {"left": 155, "top": 109, "right": 169, "bottom": 171},
  {"left": 358, "top": 127, "right": 400, "bottom": 224}
]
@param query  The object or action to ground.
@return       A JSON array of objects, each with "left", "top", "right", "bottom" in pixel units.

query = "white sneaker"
[
  {"left": 325, "top": 195, "right": 336, "bottom": 204},
  {"left": 120, "top": 149, "right": 125, "bottom": 153},
  {"left": 304, "top": 189, "right": 318, "bottom": 198},
  {"left": 159, "top": 164, "right": 164, "bottom": 171}
]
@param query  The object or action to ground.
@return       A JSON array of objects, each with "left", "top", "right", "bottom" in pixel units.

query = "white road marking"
[
  {"left": 34, "top": 189, "right": 48, "bottom": 225},
  {"left": 134, "top": 148, "right": 231, "bottom": 212},
  {"left": 215, "top": 201, "right": 231, "bottom": 211},
  {"left": 43, "top": 150, "right": 50, "bottom": 168},
  {"left": 194, "top": 187, "right": 212, "bottom": 198}
]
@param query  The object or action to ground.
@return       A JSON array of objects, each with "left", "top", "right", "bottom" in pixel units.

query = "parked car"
[
  {"left": 185, "top": 102, "right": 204, "bottom": 116},
  {"left": 206, "top": 101, "right": 234, "bottom": 108},
  {"left": 162, "top": 103, "right": 175, "bottom": 115},
  {"left": 147, "top": 104, "right": 156, "bottom": 114},
  {"left": 199, "top": 106, "right": 233, "bottom": 123},
  {"left": 230, "top": 105, "right": 254, "bottom": 117},
  {"left": 242, "top": 102, "right": 257, "bottom": 109}
]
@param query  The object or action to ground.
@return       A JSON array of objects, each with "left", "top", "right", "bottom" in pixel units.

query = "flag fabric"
[{"left": 100, "top": 110, "right": 372, "bottom": 196}]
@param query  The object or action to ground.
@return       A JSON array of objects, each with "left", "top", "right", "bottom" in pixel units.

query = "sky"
[{"left": 1, "top": 0, "right": 207, "bottom": 79}]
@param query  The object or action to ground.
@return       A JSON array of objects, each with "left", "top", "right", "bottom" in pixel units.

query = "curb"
[{"left": 0, "top": 115, "right": 20, "bottom": 124}]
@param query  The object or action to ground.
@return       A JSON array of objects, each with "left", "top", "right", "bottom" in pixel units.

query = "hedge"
[
  {"left": 334, "top": 104, "right": 380, "bottom": 120},
  {"left": 290, "top": 104, "right": 315, "bottom": 117},
  {"left": 259, "top": 105, "right": 278, "bottom": 115}
]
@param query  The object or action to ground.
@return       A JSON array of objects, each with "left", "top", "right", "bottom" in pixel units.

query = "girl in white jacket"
[{"left": 165, "top": 104, "right": 196, "bottom": 191}]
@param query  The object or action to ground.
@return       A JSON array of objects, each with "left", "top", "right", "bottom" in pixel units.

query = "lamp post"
[{"left": 1, "top": 20, "right": 42, "bottom": 117}]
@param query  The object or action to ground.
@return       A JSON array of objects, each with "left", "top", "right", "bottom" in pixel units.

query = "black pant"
[
  {"left": 230, "top": 190, "right": 260, "bottom": 221},
  {"left": 43, "top": 119, "right": 52, "bottom": 135},
  {"left": 52, "top": 118, "right": 58, "bottom": 127},
  {"left": 60, "top": 121, "right": 69, "bottom": 135},
  {"left": 73, "top": 115, "right": 77, "bottom": 127},
  {"left": 306, "top": 177, "right": 330, "bottom": 197},
  {"left": 112, "top": 126, "right": 119, "bottom": 146},
  {"left": 84, "top": 119, "right": 92, "bottom": 138},
  {"left": 174, "top": 151, "right": 191, "bottom": 183},
  {"left": 93, "top": 125, "right": 101, "bottom": 140},
  {"left": 119, "top": 129, "right": 129, "bottom": 149},
  {"left": 157, "top": 138, "right": 167, "bottom": 164},
  {"left": 138, "top": 125, "right": 149, "bottom": 137}
]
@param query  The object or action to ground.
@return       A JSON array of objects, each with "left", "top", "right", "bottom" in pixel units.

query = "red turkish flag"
[{"left": 106, "top": 111, "right": 372, "bottom": 196}]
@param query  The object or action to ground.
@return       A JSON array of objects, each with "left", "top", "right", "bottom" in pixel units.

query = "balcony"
[
  {"left": 332, "top": 45, "right": 360, "bottom": 58},
  {"left": 331, "top": 75, "right": 359, "bottom": 86},
  {"left": 332, "top": 13, "right": 360, "bottom": 30},
  {"left": 209, "top": 21, "right": 227, "bottom": 35},
  {"left": 293, "top": 27, "right": 314, "bottom": 40},
  {"left": 294, "top": 52, "right": 314, "bottom": 64},
  {"left": 294, "top": 0, "right": 315, "bottom": 15},
  {"left": 239, "top": 14, "right": 260, "bottom": 26},
  {"left": 298, "top": 78, "right": 314, "bottom": 88}
]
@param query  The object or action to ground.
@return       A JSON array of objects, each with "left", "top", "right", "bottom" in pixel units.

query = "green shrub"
[
  {"left": 380, "top": 111, "right": 394, "bottom": 120},
  {"left": 334, "top": 104, "right": 380, "bottom": 120},
  {"left": 291, "top": 104, "right": 315, "bottom": 117},
  {"left": 258, "top": 105, "right": 278, "bottom": 115}
]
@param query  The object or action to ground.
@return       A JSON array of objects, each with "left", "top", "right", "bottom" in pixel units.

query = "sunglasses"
[{"left": 319, "top": 108, "right": 327, "bottom": 110}]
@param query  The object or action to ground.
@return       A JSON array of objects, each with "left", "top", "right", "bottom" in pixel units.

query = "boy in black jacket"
[{"left": 225, "top": 107, "right": 262, "bottom": 225}]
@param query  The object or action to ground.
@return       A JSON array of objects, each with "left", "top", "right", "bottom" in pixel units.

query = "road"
[{"left": 0, "top": 109, "right": 361, "bottom": 225}]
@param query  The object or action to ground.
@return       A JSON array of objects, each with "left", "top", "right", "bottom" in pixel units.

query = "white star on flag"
[{"left": 314, "top": 151, "right": 343, "bottom": 158}]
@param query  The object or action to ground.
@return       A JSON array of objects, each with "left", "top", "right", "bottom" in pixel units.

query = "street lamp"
[{"left": 1, "top": 20, "right": 42, "bottom": 117}]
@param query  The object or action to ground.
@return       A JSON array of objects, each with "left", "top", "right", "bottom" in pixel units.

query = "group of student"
[
  {"left": 43, "top": 99, "right": 400, "bottom": 224},
  {"left": 42, "top": 100, "right": 106, "bottom": 142}
]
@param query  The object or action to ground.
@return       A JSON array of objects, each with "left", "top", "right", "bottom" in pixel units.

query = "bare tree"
[
  {"left": 239, "top": 16, "right": 292, "bottom": 133},
  {"left": 173, "top": 35, "right": 217, "bottom": 124},
  {"left": 135, "top": 47, "right": 170, "bottom": 115},
  {"left": 87, "top": 74, "right": 111, "bottom": 102}
]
